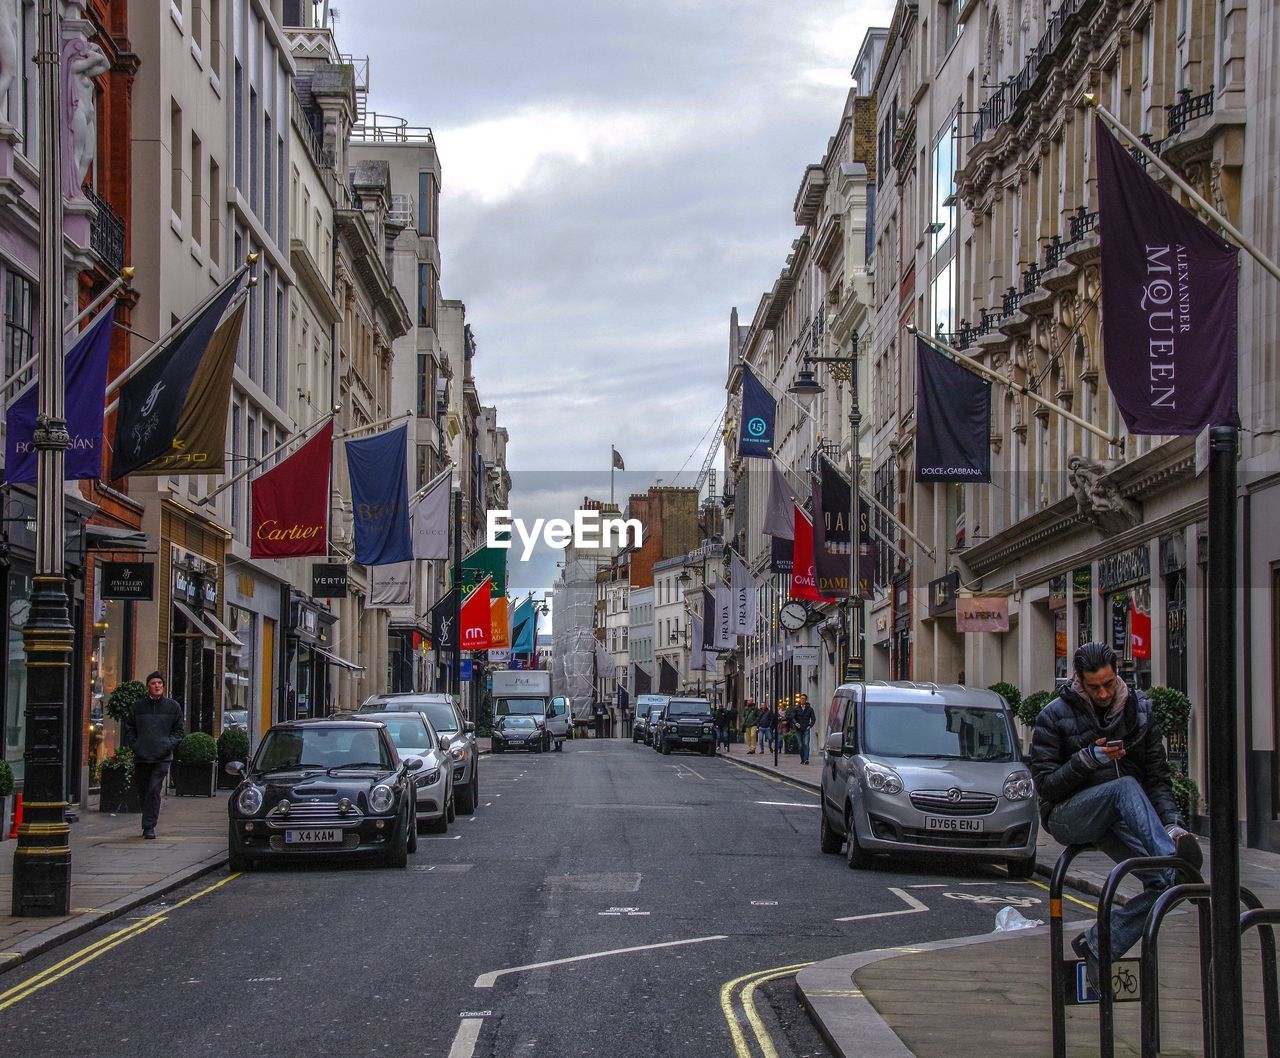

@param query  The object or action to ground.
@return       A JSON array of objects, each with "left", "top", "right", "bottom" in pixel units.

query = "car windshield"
[
  {"left": 667, "top": 700, "right": 710, "bottom": 717},
  {"left": 253, "top": 727, "right": 394, "bottom": 771},
  {"left": 649, "top": 710, "right": 662, "bottom": 721},
  {"left": 366, "top": 699, "right": 458, "bottom": 734},
  {"left": 501, "top": 716, "right": 538, "bottom": 729},
  {"left": 372, "top": 716, "right": 432, "bottom": 751},
  {"left": 862, "top": 702, "right": 1015, "bottom": 762},
  {"left": 497, "top": 698, "right": 546, "bottom": 716}
]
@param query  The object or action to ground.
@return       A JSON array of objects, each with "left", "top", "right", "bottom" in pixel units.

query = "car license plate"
[
  {"left": 682, "top": 737, "right": 698, "bottom": 742},
  {"left": 285, "top": 829, "right": 341, "bottom": 845},
  {"left": 924, "top": 816, "right": 984, "bottom": 832}
]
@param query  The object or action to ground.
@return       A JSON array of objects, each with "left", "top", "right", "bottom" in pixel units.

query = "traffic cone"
[{"left": 8, "top": 792, "right": 21, "bottom": 838}]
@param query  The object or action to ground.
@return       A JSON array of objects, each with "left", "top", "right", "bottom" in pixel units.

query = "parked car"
[
  {"left": 653, "top": 697, "right": 716, "bottom": 756},
  {"left": 818, "top": 681, "right": 1038, "bottom": 877},
  {"left": 643, "top": 708, "right": 664, "bottom": 746},
  {"left": 491, "top": 715, "right": 547, "bottom": 753},
  {"left": 339, "top": 711, "right": 453, "bottom": 833},
  {"left": 359, "top": 693, "right": 480, "bottom": 815},
  {"left": 225, "top": 719, "right": 418, "bottom": 871},
  {"left": 222, "top": 709, "right": 249, "bottom": 732},
  {"left": 632, "top": 712, "right": 649, "bottom": 743}
]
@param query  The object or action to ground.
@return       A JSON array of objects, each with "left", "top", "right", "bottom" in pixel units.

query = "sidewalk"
[
  {"left": 0, "top": 792, "right": 229, "bottom": 974},
  {"left": 732, "top": 742, "right": 1280, "bottom": 1055}
]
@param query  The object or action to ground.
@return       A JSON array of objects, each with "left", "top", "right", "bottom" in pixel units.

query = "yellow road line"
[
  {"left": 1027, "top": 878, "right": 1097, "bottom": 911},
  {"left": 719, "top": 961, "right": 813, "bottom": 1058},
  {"left": 743, "top": 965, "right": 814, "bottom": 1058},
  {"left": 0, "top": 872, "right": 240, "bottom": 1011}
]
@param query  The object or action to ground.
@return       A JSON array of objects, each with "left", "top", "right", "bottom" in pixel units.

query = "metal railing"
[
  {"left": 1068, "top": 205, "right": 1098, "bottom": 243},
  {"left": 351, "top": 112, "right": 436, "bottom": 147},
  {"left": 85, "top": 186, "right": 125, "bottom": 274},
  {"left": 1166, "top": 85, "right": 1215, "bottom": 135}
]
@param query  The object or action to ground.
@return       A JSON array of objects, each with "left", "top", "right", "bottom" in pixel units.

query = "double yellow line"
[
  {"left": 0, "top": 873, "right": 240, "bottom": 1013},
  {"left": 720, "top": 960, "right": 813, "bottom": 1058}
]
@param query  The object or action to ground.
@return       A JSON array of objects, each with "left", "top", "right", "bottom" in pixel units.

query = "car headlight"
[
  {"left": 423, "top": 769, "right": 441, "bottom": 785},
  {"left": 369, "top": 784, "right": 395, "bottom": 813},
  {"left": 703, "top": 724, "right": 712, "bottom": 734},
  {"left": 863, "top": 762, "right": 904, "bottom": 795},
  {"left": 450, "top": 746, "right": 467, "bottom": 762},
  {"left": 237, "top": 785, "right": 263, "bottom": 815},
  {"left": 1003, "top": 771, "right": 1035, "bottom": 801}
]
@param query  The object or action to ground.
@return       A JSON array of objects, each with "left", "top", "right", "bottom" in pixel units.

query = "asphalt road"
[{"left": 0, "top": 740, "right": 1088, "bottom": 1057}]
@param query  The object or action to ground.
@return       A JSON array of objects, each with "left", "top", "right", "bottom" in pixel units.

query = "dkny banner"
[
  {"left": 345, "top": 424, "right": 413, "bottom": 565},
  {"left": 1095, "top": 116, "right": 1239, "bottom": 434},
  {"left": 915, "top": 337, "right": 992, "bottom": 482},
  {"left": 738, "top": 365, "right": 777, "bottom": 459}
]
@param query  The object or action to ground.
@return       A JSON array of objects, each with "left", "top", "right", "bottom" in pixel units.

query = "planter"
[
  {"left": 99, "top": 768, "right": 141, "bottom": 813},
  {"left": 0, "top": 794, "right": 11, "bottom": 841},
  {"left": 217, "top": 765, "right": 240, "bottom": 791},
  {"left": 171, "top": 760, "right": 216, "bottom": 797}
]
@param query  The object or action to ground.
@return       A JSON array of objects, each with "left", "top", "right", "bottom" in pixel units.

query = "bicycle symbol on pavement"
[{"left": 943, "top": 892, "right": 1042, "bottom": 908}]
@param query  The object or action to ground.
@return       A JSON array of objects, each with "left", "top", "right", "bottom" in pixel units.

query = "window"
[
  {"left": 278, "top": 137, "right": 286, "bottom": 247},
  {"left": 276, "top": 289, "right": 286, "bottom": 406},
  {"left": 190, "top": 133, "right": 203, "bottom": 248},
  {"left": 416, "top": 445, "right": 428, "bottom": 490},
  {"left": 170, "top": 100, "right": 183, "bottom": 222},
  {"left": 208, "top": 159, "right": 221, "bottom": 264},
  {"left": 939, "top": 0, "right": 960, "bottom": 62},
  {"left": 262, "top": 268, "right": 274, "bottom": 396},
  {"left": 191, "top": 0, "right": 203, "bottom": 50},
  {"left": 209, "top": 0, "right": 222, "bottom": 77},
  {"left": 234, "top": 63, "right": 244, "bottom": 189},
  {"left": 418, "top": 171, "right": 436, "bottom": 236},
  {"left": 249, "top": 87, "right": 259, "bottom": 211},
  {"left": 417, "top": 354, "right": 429, "bottom": 415},
  {"left": 231, "top": 400, "right": 243, "bottom": 532},
  {"left": 263, "top": 114, "right": 273, "bottom": 231},
  {"left": 4, "top": 271, "right": 36, "bottom": 385},
  {"left": 418, "top": 264, "right": 434, "bottom": 328}
]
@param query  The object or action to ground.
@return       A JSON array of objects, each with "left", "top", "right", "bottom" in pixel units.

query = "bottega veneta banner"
[
  {"left": 111, "top": 276, "right": 248, "bottom": 478},
  {"left": 738, "top": 365, "right": 777, "bottom": 459},
  {"left": 5, "top": 303, "right": 115, "bottom": 483},
  {"left": 915, "top": 337, "right": 992, "bottom": 483},
  {"left": 250, "top": 420, "right": 333, "bottom": 558},
  {"left": 1094, "top": 116, "right": 1239, "bottom": 434},
  {"left": 345, "top": 424, "right": 413, "bottom": 565}
]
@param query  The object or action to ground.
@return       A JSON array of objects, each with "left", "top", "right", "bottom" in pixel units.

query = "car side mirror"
[
  {"left": 405, "top": 757, "right": 424, "bottom": 772},
  {"left": 224, "top": 760, "right": 244, "bottom": 777},
  {"left": 825, "top": 733, "right": 843, "bottom": 755},
  {"left": 464, "top": 721, "right": 476, "bottom": 734}
]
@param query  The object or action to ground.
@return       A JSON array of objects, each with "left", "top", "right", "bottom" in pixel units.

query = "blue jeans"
[
  {"left": 758, "top": 726, "right": 771, "bottom": 753},
  {"left": 1046, "top": 776, "right": 1176, "bottom": 959},
  {"left": 798, "top": 728, "right": 812, "bottom": 763}
]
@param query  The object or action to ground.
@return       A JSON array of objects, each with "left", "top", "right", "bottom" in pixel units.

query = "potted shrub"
[
  {"left": 988, "top": 681, "right": 1022, "bottom": 712},
  {"left": 172, "top": 732, "right": 218, "bottom": 797},
  {"left": 1150, "top": 686, "right": 1198, "bottom": 827},
  {"left": 99, "top": 747, "right": 140, "bottom": 813},
  {"left": 217, "top": 727, "right": 250, "bottom": 790},
  {"left": 1015, "top": 690, "right": 1056, "bottom": 730},
  {"left": 106, "top": 679, "right": 147, "bottom": 726},
  {"left": 0, "top": 759, "right": 13, "bottom": 841}
]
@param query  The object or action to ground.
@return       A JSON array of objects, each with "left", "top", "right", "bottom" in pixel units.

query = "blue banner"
[
  {"left": 5, "top": 305, "right": 115, "bottom": 483},
  {"left": 345, "top": 423, "right": 413, "bottom": 565},
  {"left": 511, "top": 598, "right": 536, "bottom": 654},
  {"left": 738, "top": 365, "right": 776, "bottom": 459},
  {"left": 460, "top": 659, "right": 474, "bottom": 682}
]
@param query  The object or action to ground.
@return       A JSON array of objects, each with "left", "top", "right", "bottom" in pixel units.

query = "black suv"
[{"left": 654, "top": 697, "right": 716, "bottom": 756}]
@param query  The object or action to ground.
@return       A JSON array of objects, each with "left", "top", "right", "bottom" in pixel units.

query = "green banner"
[{"left": 457, "top": 542, "right": 507, "bottom": 596}]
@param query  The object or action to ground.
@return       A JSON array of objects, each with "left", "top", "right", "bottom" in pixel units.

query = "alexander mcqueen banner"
[
  {"left": 915, "top": 337, "right": 992, "bottom": 482},
  {"left": 345, "top": 424, "right": 413, "bottom": 565},
  {"left": 1094, "top": 116, "right": 1239, "bottom": 434},
  {"left": 738, "top": 365, "right": 777, "bottom": 459},
  {"left": 251, "top": 420, "right": 333, "bottom": 558}
]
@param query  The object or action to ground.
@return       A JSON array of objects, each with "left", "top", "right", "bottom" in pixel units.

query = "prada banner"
[{"left": 312, "top": 563, "right": 348, "bottom": 599}]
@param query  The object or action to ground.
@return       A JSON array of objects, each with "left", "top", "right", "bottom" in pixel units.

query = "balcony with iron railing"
[
  {"left": 351, "top": 112, "right": 436, "bottom": 147},
  {"left": 387, "top": 193, "right": 415, "bottom": 230},
  {"left": 85, "top": 186, "right": 125, "bottom": 274},
  {"left": 1166, "top": 85, "right": 1214, "bottom": 135}
]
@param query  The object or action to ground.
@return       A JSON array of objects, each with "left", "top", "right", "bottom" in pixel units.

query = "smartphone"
[{"left": 1106, "top": 739, "right": 1124, "bottom": 750}]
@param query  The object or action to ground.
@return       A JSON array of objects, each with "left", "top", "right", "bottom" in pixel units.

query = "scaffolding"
[{"left": 550, "top": 552, "right": 600, "bottom": 718}]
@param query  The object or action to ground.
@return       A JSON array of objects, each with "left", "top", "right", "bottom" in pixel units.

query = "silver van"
[{"left": 819, "top": 681, "right": 1038, "bottom": 876}]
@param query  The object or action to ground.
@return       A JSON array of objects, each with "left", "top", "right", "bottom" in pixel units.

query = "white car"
[{"left": 348, "top": 711, "right": 454, "bottom": 833}]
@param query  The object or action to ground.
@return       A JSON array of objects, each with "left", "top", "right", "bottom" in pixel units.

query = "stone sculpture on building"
[{"left": 1067, "top": 454, "right": 1141, "bottom": 534}]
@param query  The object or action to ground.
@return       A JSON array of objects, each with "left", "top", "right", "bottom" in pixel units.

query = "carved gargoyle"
[{"left": 1067, "top": 454, "right": 1142, "bottom": 534}]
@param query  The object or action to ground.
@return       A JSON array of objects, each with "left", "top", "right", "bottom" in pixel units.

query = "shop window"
[
  {"left": 4, "top": 270, "right": 36, "bottom": 386},
  {"left": 4, "top": 571, "right": 32, "bottom": 784},
  {"left": 89, "top": 567, "right": 132, "bottom": 789}
]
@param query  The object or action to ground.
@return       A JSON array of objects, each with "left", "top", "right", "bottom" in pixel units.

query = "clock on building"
[{"left": 779, "top": 601, "right": 809, "bottom": 632}]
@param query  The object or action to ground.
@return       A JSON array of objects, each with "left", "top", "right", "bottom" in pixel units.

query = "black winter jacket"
[
  {"left": 124, "top": 695, "right": 186, "bottom": 764},
  {"left": 1028, "top": 682, "right": 1182, "bottom": 828}
]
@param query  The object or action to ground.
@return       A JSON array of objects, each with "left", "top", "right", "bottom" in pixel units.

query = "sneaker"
[
  {"left": 143, "top": 828, "right": 156, "bottom": 840},
  {"left": 1071, "top": 933, "right": 1101, "bottom": 995},
  {"left": 1168, "top": 826, "right": 1203, "bottom": 872}
]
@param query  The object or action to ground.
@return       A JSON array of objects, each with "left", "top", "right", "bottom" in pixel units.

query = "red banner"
[
  {"left": 250, "top": 421, "right": 333, "bottom": 558},
  {"left": 1130, "top": 598, "right": 1152, "bottom": 659},
  {"left": 460, "top": 575, "right": 493, "bottom": 650},
  {"left": 790, "top": 505, "right": 823, "bottom": 601}
]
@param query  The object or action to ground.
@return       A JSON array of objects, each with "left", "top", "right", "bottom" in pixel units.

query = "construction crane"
[{"left": 692, "top": 410, "right": 725, "bottom": 499}]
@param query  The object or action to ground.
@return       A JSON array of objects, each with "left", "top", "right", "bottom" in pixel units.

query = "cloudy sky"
[{"left": 336, "top": 0, "right": 890, "bottom": 597}]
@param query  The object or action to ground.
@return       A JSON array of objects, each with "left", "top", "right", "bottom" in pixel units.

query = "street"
[{"left": 0, "top": 741, "right": 1089, "bottom": 1057}]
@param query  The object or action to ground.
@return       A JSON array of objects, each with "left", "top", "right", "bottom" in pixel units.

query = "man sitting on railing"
[{"left": 1029, "top": 642, "right": 1202, "bottom": 991}]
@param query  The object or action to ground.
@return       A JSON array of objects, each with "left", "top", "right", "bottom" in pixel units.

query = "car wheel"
[
  {"left": 661, "top": 741, "right": 671, "bottom": 755},
  {"left": 845, "top": 810, "right": 872, "bottom": 869},
  {"left": 555, "top": 739, "right": 563, "bottom": 752},
  {"left": 446, "top": 791, "right": 456, "bottom": 823},
  {"left": 819, "top": 808, "right": 843, "bottom": 855},
  {"left": 388, "top": 810, "right": 411, "bottom": 868},
  {"left": 227, "top": 822, "right": 254, "bottom": 872},
  {"left": 407, "top": 808, "right": 419, "bottom": 853},
  {"left": 1006, "top": 854, "right": 1038, "bottom": 880},
  {"left": 457, "top": 773, "right": 477, "bottom": 815},
  {"left": 493, "top": 744, "right": 504, "bottom": 754},
  {"left": 425, "top": 812, "right": 448, "bottom": 834}
]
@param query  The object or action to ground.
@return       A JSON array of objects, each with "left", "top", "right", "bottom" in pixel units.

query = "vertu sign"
[
  {"left": 100, "top": 562, "right": 155, "bottom": 601},
  {"left": 312, "top": 564, "right": 348, "bottom": 598}
]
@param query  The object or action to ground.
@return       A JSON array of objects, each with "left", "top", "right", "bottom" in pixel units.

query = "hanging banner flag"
[
  {"left": 346, "top": 424, "right": 413, "bottom": 565},
  {"left": 702, "top": 587, "right": 716, "bottom": 650},
  {"left": 511, "top": 597, "right": 537, "bottom": 654},
  {"left": 956, "top": 595, "right": 1010, "bottom": 633},
  {"left": 714, "top": 578, "right": 735, "bottom": 650},
  {"left": 659, "top": 657, "right": 679, "bottom": 694},
  {"left": 490, "top": 595, "right": 511, "bottom": 649},
  {"left": 111, "top": 275, "right": 247, "bottom": 478},
  {"left": 430, "top": 589, "right": 458, "bottom": 652},
  {"left": 612, "top": 446, "right": 626, "bottom": 470},
  {"left": 312, "top": 563, "right": 348, "bottom": 598},
  {"left": 915, "top": 337, "right": 992, "bottom": 483},
  {"left": 369, "top": 561, "right": 413, "bottom": 607},
  {"left": 461, "top": 542, "right": 508, "bottom": 596},
  {"left": 633, "top": 663, "right": 652, "bottom": 696},
  {"left": 459, "top": 575, "right": 493, "bottom": 650},
  {"left": 5, "top": 303, "right": 115, "bottom": 483},
  {"left": 762, "top": 458, "right": 795, "bottom": 539},
  {"left": 691, "top": 613, "right": 707, "bottom": 671},
  {"left": 811, "top": 462, "right": 850, "bottom": 599},
  {"left": 1094, "top": 116, "right": 1239, "bottom": 434},
  {"left": 730, "top": 552, "right": 759, "bottom": 636},
  {"left": 771, "top": 535, "right": 794, "bottom": 574},
  {"left": 738, "top": 365, "right": 777, "bottom": 459},
  {"left": 412, "top": 470, "right": 451, "bottom": 560},
  {"left": 1130, "top": 597, "right": 1152, "bottom": 659},
  {"left": 489, "top": 648, "right": 511, "bottom": 665},
  {"left": 790, "top": 505, "right": 823, "bottom": 601},
  {"left": 250, "top": 420, "right": 334, "bottom": 558}
]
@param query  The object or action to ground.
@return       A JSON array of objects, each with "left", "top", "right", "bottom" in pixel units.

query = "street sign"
[
  {"left": 792, "top": 645, "right": 820, "bottom": 667},
  {"left": 460, "top": 659, "right": 473, "bottom": 682},
  {"left": 1069, "top": 959, "right": 1142, "bottom": 1004}
]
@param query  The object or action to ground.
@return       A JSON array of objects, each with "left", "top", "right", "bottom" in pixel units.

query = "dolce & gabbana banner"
[
  {"left": 1094, "top": 116, "right": 1239, "bottom": 434},
  {"left": 915, "top": 337, "right": 992, "bottom": 483},
  {"left": 250, "top": 420, "right": 334, "bottom": 558}
]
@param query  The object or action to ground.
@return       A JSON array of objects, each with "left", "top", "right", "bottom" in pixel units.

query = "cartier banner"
[
  {"left": 251, "top": 420, "right": 334, "bottom": 558},
  {"left": 1094, "top": 116, "right": 1239, "bottom": 434}
]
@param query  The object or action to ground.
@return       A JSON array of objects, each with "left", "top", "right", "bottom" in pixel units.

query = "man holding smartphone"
[{"left": 1029, "top": 642, "right": 1201, "bottom": 993}]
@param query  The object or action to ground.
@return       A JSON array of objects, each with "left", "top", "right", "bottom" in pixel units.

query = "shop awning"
[
  {"left": 313, "top": 646, "right": 364, "bottom": 672},
  {"left": 173, "top": 600, "right": 220, "bottom": 640},
  {"left": 201, "top": 610, "right": 244, "bottom": 650},
  {"left": 85, "top": 525, "right": 150, "bottom": 551}
]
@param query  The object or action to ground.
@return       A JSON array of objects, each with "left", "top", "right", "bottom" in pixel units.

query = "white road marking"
[
  {"left": 751, "top": 900, "right": 779, "bottom": 906},
  {"left": 834, "top": 887, "right": 930, "bottom": 923},
  {"left": 484, "top": 802, "right": 493, "bottom": 807},
  {"left": 473, "top": 935, "right": 729, "bottom": 988},
  {"left": 447, "top": 1017, "right": 484, "bottom": 1058},
  {"left": 753, "top": 800, "right": 819, "bottom": 808},
  {"left": 944, "top": 892, "right": 1040, "bottom": 907},
  {"left": 908, "top": 884, "right": 947, "bottom": 889}
]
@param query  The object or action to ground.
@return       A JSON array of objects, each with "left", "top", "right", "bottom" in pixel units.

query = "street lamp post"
[
  {"left": 12, "top": 0, "right": 72, "bottom": 916},
  {"left": 789, "top": 332, "right": 866, "bottom": 685}
]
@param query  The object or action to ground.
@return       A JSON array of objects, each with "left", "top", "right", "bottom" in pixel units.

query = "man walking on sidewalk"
[
  {"left": 790, "top": 694, "right": 817, "bottom": 764},
  {"left": 742, "top": 700, "right": 758, "bottom": 755},
  {"left": 756, "top": 703, "right": 773, "bottom": 755},
  {"left": 123, "top": 671, "right": 185, "bottom": 840},
  {"left": 1029, "top": 643, "right": 1201, "bottom": 991}
]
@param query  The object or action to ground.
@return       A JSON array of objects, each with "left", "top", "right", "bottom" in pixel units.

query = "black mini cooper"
[{"left": 225, "top": 719, "right": 420, "bottom": 870}]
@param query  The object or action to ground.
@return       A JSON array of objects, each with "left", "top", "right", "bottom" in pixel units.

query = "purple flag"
[
  {"left": 1095, "top": 116, "right": 1238, "bottom": 434},
  {"left": 5, "top": 304, "right": 115, "bottom": 483}
]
